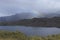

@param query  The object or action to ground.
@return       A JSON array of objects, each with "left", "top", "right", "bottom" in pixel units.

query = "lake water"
[{"left": 0, "top": 26, "right": 60, "bottom": 36}]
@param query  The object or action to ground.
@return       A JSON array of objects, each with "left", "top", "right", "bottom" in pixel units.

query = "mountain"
[
  {"left": 0, "top": 12, "right": 60, "bottom": 22},
  {"left": 7, "top": 17, "right": 60, "bottom": 27},
  {"left": 0, "top": 17, "right": 60, "bottom": 27},
  {"left": 0, "top": 13, "right": 60, "bottom": 27},
  {"left": 0, "top": 13, "right": 37, "bottom": 22}
]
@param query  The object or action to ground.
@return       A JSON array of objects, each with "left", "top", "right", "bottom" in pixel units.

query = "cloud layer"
[{"left": 0, "top": 0, "right": 60, "bottom": 17}]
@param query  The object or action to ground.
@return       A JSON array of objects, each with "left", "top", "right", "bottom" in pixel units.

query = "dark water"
[{"left": 0, "top": 26, "right": 60, "bottom": 36}]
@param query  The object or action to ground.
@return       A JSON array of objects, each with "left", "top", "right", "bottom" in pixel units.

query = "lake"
[{"left": 0, "top": 26, "right": 60, "bottom": 36}]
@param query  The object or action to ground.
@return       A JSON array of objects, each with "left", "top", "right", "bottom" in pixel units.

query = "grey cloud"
[{"left": 0, "top": 0, "right": 60, "bottom": 17}]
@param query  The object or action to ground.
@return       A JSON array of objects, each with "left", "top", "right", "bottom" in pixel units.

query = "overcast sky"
[{"left": 0, "top": 0, "right": 60, "bottom": 17}]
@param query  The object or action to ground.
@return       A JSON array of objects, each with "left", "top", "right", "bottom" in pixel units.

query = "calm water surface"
[{"left": 0, "top": 26, "right": 60, "bottom": 36}]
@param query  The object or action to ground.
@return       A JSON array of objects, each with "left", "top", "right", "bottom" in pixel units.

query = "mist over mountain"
[
  {"left": 0, "top": 11, "right": 60, "bottom": 22},
  {"left": 0, "top": 12, "right": 39, "bottom": 22}
]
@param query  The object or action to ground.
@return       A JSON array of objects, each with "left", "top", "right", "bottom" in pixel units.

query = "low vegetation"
[
  {"left": 29, "top": 34, "right": 60, "bottom": 40},
  {"left": 0, "top": 31, "right": 60, "bottom": 40},
  {"left": 0, "top": 31, "right": 28, "bottom": 40}
]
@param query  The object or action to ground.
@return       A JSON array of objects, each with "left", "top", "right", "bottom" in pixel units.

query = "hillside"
[
  {"left": 11, "top": 17, "right": 60, "bottom": 27},
  {"left": 0, "top": 17, "right": 60, "bottom": 27},
  {"left": 0, "top": 13, "right": 37, "bottom": 22}
]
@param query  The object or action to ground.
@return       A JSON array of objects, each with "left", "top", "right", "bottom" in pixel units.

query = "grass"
[
  {"left": 0, "top": 31, "right": 60, "bottom": 40},
  {"left": 29, "top": 34, "right": 60, "bottom": 40},
  {"left": 0, "top": 31, "right": 28, "bottom": 40}
]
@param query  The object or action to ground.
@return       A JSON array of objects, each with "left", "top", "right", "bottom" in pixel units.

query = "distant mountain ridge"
[
  {"left": 7, "top": 17, "right": 60, "bottom": 27},
  {"left": 0, "top": 13, "right": 60, "bottom": 22},
  {"left": 0, "top": 14, "right": 60, "bottom": 27},
  {"left": 0, "top": 13, "right": 37, "bottom": 22}
]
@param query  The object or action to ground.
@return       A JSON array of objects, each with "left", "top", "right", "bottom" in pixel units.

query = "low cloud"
[{"left": 0, "top": 0, "right": 60, "bottom": 17}]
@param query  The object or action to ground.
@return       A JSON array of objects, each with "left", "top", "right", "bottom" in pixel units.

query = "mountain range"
[
  {"left": 0, "top": 13, "right": 37, "bottom": 22},
  {"left": 0, "top": 13, "right": 60, "bottom": 22}
]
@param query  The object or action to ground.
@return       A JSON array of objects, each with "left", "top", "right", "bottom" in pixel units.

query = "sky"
[{"left": 0, "top": 0, "right": 60, "bottom": 17}]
